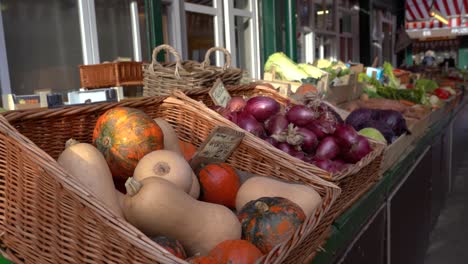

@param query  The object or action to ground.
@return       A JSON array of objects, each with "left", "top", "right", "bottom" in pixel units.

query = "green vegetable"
[
  {"left": 383, "top": 62, "right": 400, "bottom": 89},
  {"left": 298, "top": 63, "right": 324, "bottom": 79},
  {"left": 264, "top": 52, "right": 309, "bottom": 82},
  {"left": 359, "top": 128, "right": 387, "bottom": 143},
  {"left": 415, "top": 79, "right": 438, "bottom": 93}
]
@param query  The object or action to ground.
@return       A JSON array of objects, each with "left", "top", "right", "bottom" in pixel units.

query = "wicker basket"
[
  {"left": 181, "top": 83, "right": 385, "bottom": 223},
  {"left": 184, "top": 83, "right": 385, "bottom": 181},
  {"left": 79, "top": 61, "right": 143, "bottom": 88},
  {"left": 201, "top": 47, "right": 243, "bottom": 86},
  {"left": 0, "top": 96, "right": 340, "bottom": 264},
  {"left": 143, "top": 45, "right": 219, "bottom": 97}
]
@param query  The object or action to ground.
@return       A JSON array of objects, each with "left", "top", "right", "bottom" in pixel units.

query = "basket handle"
[
  {"left": 150, "top": 44, "right": 185, "bottom": 79},
  {"left": 202, "top": 47, "right": 232, "bottom": 70}
]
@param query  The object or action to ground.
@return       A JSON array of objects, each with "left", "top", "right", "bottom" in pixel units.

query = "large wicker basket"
[
  {"left": 182, "top": 83, "right": 385, "bottom": 219},
  {"left": 143, "top": 45, "right": 219, "bottom": 97},
  {"left": 0, "top": 96, "right": 340, "bottom": 264}
]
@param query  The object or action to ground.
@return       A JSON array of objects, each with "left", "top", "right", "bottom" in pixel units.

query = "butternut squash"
[
  {"left": 133, "top": 150, "right": 193, "bottom": 193},
  {"left": 154, "top": 118, "right": 182, "bottom": 154},
  {"left": 189, "top": 172, "right": 200, "bottom": 199},
  {"left": 123, "top": 177, "right": 241, "bottom": 255},
  {"left": 235, "top": 176, "right": 322, "bottom": 217},
  {"left": 58, "top": 139, "right": 123, "bottom": 217}
]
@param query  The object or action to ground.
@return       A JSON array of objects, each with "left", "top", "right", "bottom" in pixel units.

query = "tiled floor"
[{"left": 425, "top": 104, "right": 468, "bottom": 264}]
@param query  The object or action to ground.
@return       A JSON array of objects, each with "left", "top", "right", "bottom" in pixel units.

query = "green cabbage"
[
  {"left": 298, "top": 63, "right": 324, "bottom": 79},
  {"left": 264, "top": 52, "right": 309, "bottom": 82}
]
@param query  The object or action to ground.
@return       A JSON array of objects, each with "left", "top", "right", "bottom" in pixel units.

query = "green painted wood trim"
[
  {"left": 285, "top": 0, "right": 297, "bottom": 61},
  {"left": 145, "top": 0, "right": 164, "bottom": 61},
  {"left": 458, "top": 47, "right": 468, "bottom": 70},
  {"left": 261, "top": 1, "right": 278, "bottom": 64},
  {"left": 406, "top": 47, "right": 413, "bottom": 66}
]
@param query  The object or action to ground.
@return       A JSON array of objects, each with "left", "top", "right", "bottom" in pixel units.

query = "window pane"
[
  {"left": 186, "top": 12, "right": 215, "bottom": 62},
  {"left": 95, "top": 0, "right": 149, "bottom": 62},
  {"left": 234, "top": 16, "right": 252, "bottom": 75},
  {"left": 340, "top": 12, "right": 352, "bottom": 33},
  {"left": 234, "top": 0, "right": 250, "bottom": 10},
  {"left": 185, "top": 0, "right": 213, "bottom": 7},
  {"left": 2, "top": 0, "right": 82, "bottom": 94},
  {"left": 297, "top": 0, "right": 312, "bottom": 27},
  {"left": 315, "top": 35, "right": 335, "bottom": 60},
  {"left": 314, "top": 0, "right": 334, "bottom": 31},
  {"left": 340, "top": 37, "right": 346, "bottom": 61}
]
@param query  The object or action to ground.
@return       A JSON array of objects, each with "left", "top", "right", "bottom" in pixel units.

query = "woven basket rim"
[
  {"left": 0, "top": 95, "right": 341, "bottom": 264},
  {"left": 181, "top": 83, "right": 386, "bottom": 181}
]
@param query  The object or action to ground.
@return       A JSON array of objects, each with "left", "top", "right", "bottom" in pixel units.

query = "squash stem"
[
  {"left": 65, "top": 138, "right": 80, "bottom": 148},
  {"left": 125, "top": 177, "right": 143, "bottom": 196}
]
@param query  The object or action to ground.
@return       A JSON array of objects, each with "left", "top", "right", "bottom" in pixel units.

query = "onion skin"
[
  {"left": 333, "top": 124, "right": 359, "bottom": 148},
  {"left": 315, "top": 137, "right": 340, "bottom": 160},
  {"left": 265, "top": 114, "right": 289, "bottom": 136},
  {"left": 341, "top": 135, "right": 372, "bottom": 163},
  {"left": 311, "top": 158, "right": 339, "bottom": 173},
  {"left": 304, "top": 121, "right": 327, "bottom": 139},
  {"left": 245, "top": 96, "right": 280, "bottom": 122},
  {"left": 226, "top": 97, "right": 246, "bottom": 112},
  {"left": 291, "top": 150, "right": 305, "bottom": 160},
  {"left": 264, "top": 137, "right": 278, "bottom": 146},
  {"left": 276, "top": 142, "right": 296, "bottom": 155},
  {"left": 236, "top": 111, "right": 265, "bottom": 137},
  {"left": 297, "top": 127, "right": 318, "bottom": 153},
  {"left": 286, "top": 105, "right": 317, "bottom": 127}
]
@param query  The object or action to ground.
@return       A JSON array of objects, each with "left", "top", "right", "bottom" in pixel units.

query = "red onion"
[
  {"left": 219, "top": 108, "right": 238, "bottom": 123},
  {"left": 286, "top": 105, "right": 317, "bottom": 126},
  {"left": 264, "top": 137, "right": 278, "bottom": 146},
  {"left": 333, "top": 159, "right": 349, "bottom": 171},
  {"left": 341, "top": 135, "right": 372, "bottom": 163},
  {"left": 302, "top": 155, "right": 314, "bottom": 163},
  {"left": 236, "top": 111, "right": 265, "bottom": 137},
  {"left": 304, "top": 121, "right": 327, "bottom": 139},
  {"left": 210, "top": 105, "right": 224, "bottom": 112},
  {"left": 276, "top": 142, "right": 296, "bottom": 155},
  {"left": 265, "top": 114, "right": 289, "bottom": 135},
  {"left": 315, "top": 136, "right": 340, "bottom": 160},
  {"left": 226, "top": 97, "right": 246, "bottom": 112},
  {"left": 291, "top": 150, "right": 305, "bottom": 160},
  {"left": 245, "top": 96, "right": 280, "bottom": 122},
  {"left": 333, "top": 124, "right": 359, "bottom": 148},
  {"left": 311, "top": 158, "right": 339, "bottom": 173},
  {"left": 297, "top": 127, "right": 318, "bottom": 153}
]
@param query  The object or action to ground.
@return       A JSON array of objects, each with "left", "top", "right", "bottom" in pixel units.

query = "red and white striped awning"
[{"left": 405, "top": 0, "right": 468, "bottom": 29}]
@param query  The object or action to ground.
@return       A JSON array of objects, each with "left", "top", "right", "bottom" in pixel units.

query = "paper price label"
[
  {"left": 209, "top": 79, "right": 231, "bottom": 107},
  {"left": 190, "top": 126, "right": 244, "bottom": 170}
]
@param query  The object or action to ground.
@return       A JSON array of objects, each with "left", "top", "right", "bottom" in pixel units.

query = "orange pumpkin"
[
  {"left": 294, "top": 84, "right": 318, "bottom": 95},
  {"left": 93, "top": 107, "right": 164, "bottom": 181},
  {"left": 209, "top": 240, "right": 263, "bottom": 264},
  {"left": 151, "top": 236, "right": 187, "bottom": 260},
  {"left": 198, "top": 163, "right": 240, "bottom": 208},
  {"left": 187, "top": 255, "right": 218, "bottom": 264},
  {"left": 237, "top": 197, "right": 306, "bottom": 254},
  {"left": 178, "top": 140, "right": 197, "bottom": 161}
]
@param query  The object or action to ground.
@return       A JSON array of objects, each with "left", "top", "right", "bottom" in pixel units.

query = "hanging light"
[{"left": 430, "top": 9, "right": 449, "bottom": 25}]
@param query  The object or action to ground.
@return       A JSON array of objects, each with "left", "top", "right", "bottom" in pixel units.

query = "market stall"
[
  {"left": 0, "top": 1, "right": 467, "bottom": 264},
  {"left": 0, "top": 41, "right": 465, "bottom": 263}
]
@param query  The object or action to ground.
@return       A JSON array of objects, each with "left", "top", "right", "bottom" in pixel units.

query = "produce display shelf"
[{"left": 311, "top": 98, "right": 466, "bottom": 264}]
